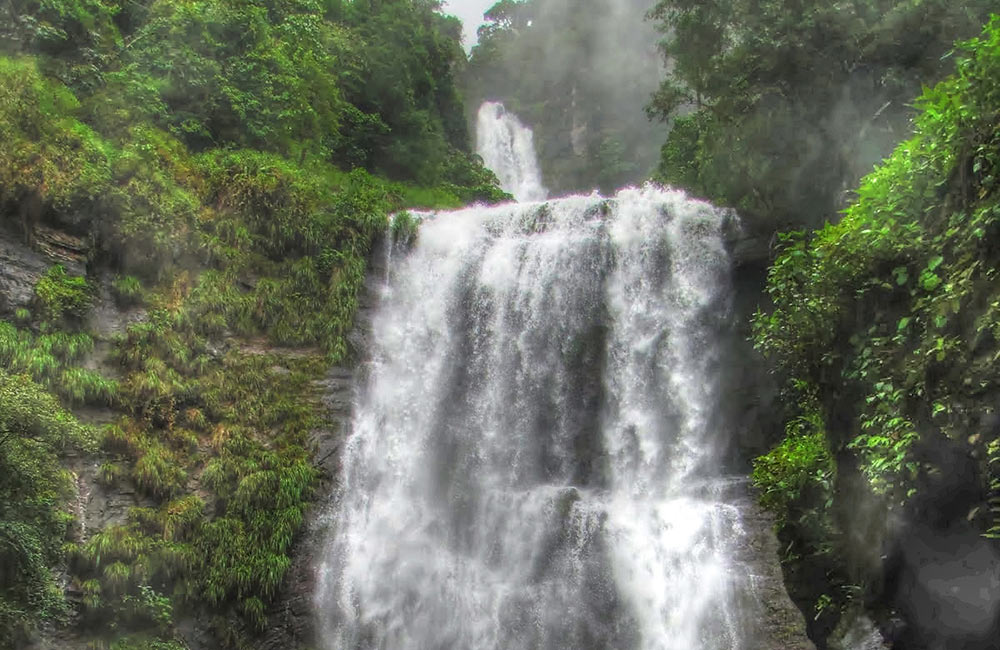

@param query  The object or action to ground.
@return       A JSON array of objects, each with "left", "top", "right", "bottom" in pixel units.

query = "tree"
[{"left": 648, "top": 0, "right": 998, "bottom": 235}]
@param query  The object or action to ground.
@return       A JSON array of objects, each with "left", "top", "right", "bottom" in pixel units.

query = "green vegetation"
[
  {"left": 35, "top": 265, "right": 92, "bottom": 324},
  {"left": 0, "top": 320, "right": 118, "bottom": 407},
  {"left": 0, "top": 371, "right": 94, "bottom": 645},
  {"left": 648, "top": 0, "right": 997, "bottom": 235},
  {"left": 752, "top": 389, "right": 834, "bottom": 535},
  {"left": 752, "top": 17, "right": 1000, "bottom": 637},
  {"left": 0, "top": 0, "right": 507, "bottom": 647},
  {"left": 74, "top": 345, "right": 324, "bottom": 644},
  {"left": 3, "top": 0, "right": 996, "bottom": 645},
  {"left": 110, "top": 276, "right": 144, "bottom": 308}
]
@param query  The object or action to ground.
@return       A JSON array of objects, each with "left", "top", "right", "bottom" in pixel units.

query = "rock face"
[
  {"left": 0, "top": 224, "right": 51, "bottom": 315},
  {"left": 71, "top": 457, "right": 150, "bottom": 538},
  {"left": 85, "top": 274, "right": 147, "bottom": 340},
  {"left": 0, "top": 221, "right": 92, "bottom": 317},
  {"left": 733, "top": 487, "right": 818, "bottom": 650},
  {"left": 829, "top": 608, "right": 891, "bottom": 650}
]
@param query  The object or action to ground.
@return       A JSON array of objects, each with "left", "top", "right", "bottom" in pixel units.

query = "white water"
[
  {"left": 315, "top": 104, "right": 759, "bottom": 649},
  {"left": 476, "top": 102, "right": 548, "bottom": 202}
]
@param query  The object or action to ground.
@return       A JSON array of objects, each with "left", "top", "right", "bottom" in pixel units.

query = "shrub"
[
  {"left": 0, "top": 57, "right": 113, "bottom": 214},
  {"left": 34, "top": 265, "right": 92, "bottom": 324}
]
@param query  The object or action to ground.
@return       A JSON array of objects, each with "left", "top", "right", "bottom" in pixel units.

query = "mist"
[{"left": 464, "top": 0, "right": 665, "bottom": 195}]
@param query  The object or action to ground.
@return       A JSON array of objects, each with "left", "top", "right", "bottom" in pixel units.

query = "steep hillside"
[
  {"left": 647, "top": 0, "right": 997, "bottom": 237},
  {"left": 752, "top": 18, "right": 1000, "bottom": 648},
  {"left": 0, "top": 1, "right": 506, "bottom": 648}
]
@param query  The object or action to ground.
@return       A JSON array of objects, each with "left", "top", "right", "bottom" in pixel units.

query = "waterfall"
[
  {"left": 476, "top": 102, "right": 548, "bottom": 202},
  {"left": 314, "top": 104, "right": 764, "bottom": 649}
]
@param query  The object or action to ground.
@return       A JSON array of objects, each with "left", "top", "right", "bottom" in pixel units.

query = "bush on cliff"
[{"left": 753, "top": 15, "right": 1000, "bottom": 639}]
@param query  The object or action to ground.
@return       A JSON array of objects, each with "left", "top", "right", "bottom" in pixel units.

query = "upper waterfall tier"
[{"left": 476, "top": 101, "right": 549, "bottom": 202}]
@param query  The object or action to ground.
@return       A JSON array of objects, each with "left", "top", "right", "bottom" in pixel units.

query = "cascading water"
[
  {"left": 314, "top": 104, "right": 765, "bottom": 649},
  {"left": 475, "top": 102, "right": 548, "bottom": 202}
]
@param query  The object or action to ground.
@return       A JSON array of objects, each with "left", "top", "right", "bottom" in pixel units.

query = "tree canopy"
[{"left": 648, "top": 0, "right": 998, "bottom": 235}]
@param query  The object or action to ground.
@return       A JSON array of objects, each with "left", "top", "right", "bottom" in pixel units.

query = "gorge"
[{"left": 2, "top": 3, "right": 1000, "bottom": 649}]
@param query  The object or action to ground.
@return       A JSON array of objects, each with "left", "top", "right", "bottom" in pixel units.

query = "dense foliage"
[
  {"left": 648, "top": 0, "right": 997, "bottom": 235},
  {"left": 752, "top": 17, "right": 1000, "bottom": 641},
  {"left": 0, "top": 0, "right": 506, "bottom": 647},
  {"left": 0, "top": 371, "right": 94, "bottom": 644},
  {"left": 466, "top": 0, "right": 664, "bottom": 194}
]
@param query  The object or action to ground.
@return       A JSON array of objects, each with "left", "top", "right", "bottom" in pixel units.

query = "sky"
[{"left": 442, "top": 0, "right": 495, "bottom": 50}]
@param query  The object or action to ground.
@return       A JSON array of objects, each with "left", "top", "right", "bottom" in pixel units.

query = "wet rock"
[
  {"left": 86, "top": 273, "right": 147, "bottom": 339},
  {"left": 733, "top": 486, "right": 818, "bottom": 650},
  {"left": 34, "top": 225, "right": 87, "bottom": 273},
  {"left": 730, "top": 234, "right": 775, "bottom": 269},
  {"left": 310, "top": 365, "right": 353, "bottom": 477},
  {"left": 176, "top": 613, "right": 220, "bottom": 650},
  {"left": 0, "top": 226, "right": 50, "bottom": 315},
  {"left": 829, "top": 607, "right": 890, "bottom": 650},
  {"left": 0, "top": 223, "right": 97, "bottom": 319},
  {"left": 67, "top": 456, "right": 155, "bottom": 540},
  {"left": 888, "top": 524, "right": 1000, "bottom": 649}
]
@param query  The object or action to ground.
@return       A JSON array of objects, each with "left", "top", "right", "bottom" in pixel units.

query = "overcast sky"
[{"left": 442, "top": 0, "right": 495, "bottom": 50}]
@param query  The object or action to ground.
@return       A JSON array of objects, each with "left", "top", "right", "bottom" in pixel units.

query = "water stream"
[
  {"left": 475, "top": 102, "right": 549, "bottom": 203},
  {"left": 315, "top": 103, "right": 760, "bottom": 650}
]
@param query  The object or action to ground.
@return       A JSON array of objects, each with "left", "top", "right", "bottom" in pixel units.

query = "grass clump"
[
  {"left": 0, "top": 321, "right": 117, "bottom": 407},
  {"left": 111, "top": 276, "right": 145, "bottom": 307},
  {"left": 82, "top": 311, "right": 326, "bottom": 637}
]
